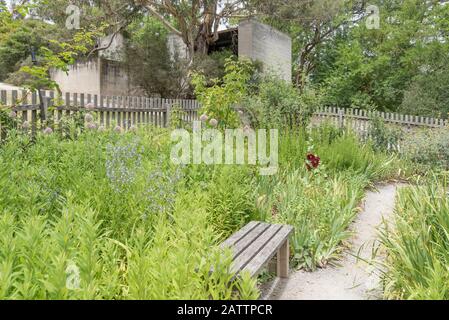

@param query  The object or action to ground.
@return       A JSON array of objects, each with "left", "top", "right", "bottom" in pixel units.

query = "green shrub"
[
  {"left": 192, "top": 57, "right": 254, "bottom": 128},
  {"left": 400, "top": 128, "right": 449, "bottom": 170},
  {"left": 316, "top": 133, "right": 400, "bottom": 182},
  {"left": 243, "top": 76, "right": 318, "bottom": 129},
  {"left": 368, "top": 116, "right": 403, "bottom": 152}
]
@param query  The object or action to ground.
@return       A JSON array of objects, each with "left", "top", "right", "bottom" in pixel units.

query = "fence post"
[
  {"left": 165, "top": 103, "right": 171, "bottom": 128},
  {"left": 338, "top": 108, "right": 344, "bottom": 129}
]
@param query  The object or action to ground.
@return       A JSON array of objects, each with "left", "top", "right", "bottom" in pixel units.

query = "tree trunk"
[{"left": 194, "top": 27, "right": 210, "bottom": 56}]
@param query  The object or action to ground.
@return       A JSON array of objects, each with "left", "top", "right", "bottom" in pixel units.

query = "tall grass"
[
  {"left": 0, "top": 123, "right": 406, "bottom": 299},
  {"left": 0, "top": 129, "right": 258, "bottom": 299},
  {"left": 380, "top": 175, "right": 449, "bottom": 300},
  {"left": 255, "top": 127, "right": 403, "bottom": 270}
]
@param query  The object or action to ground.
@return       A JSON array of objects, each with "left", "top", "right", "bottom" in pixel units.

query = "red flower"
[{"left": 306, "top": 153, "right": 321, "bottom": 171}]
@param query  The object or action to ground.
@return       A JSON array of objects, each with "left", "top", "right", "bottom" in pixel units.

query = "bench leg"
[{"left": 277, "top": 240, "right": 289, "bottom": 278}]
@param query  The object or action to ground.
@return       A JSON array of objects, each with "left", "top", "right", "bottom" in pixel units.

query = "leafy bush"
[
  {"left": 192, "top": 57, "right": 254, "bottom": 128},
  {"left": 381, "top": 178, "right": 449, "bottom": 300},
  {"left": 400, "top": 128, "right": 449, "bottom": 170},
  {"left": 0, "top": 117, "right": 408, "bottom": 299},
  {"left": 368, "top": 116, "right": 403, "bottom": 152},
  {"left": 243, "top": 76, "right": 318, "bottom": 129}
]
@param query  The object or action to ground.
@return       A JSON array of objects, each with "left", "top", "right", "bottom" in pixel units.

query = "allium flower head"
[
  {"left": 43, "top": 127, "right": 53, "bottom": 135},
  {"left": 22, "top": 121, "right": 30, "bottom": 130},
  {"left": 84, "top": 113, "right": 94, "bottom": 123},
  {"left": 209, "top": 118, "right": 218, "bottom": 127},
  {"left": 9, "top": 111, "right": 17, "bottom": 118},
  {"left": 85, "top": 103, "right": 95, "bottom": 111},
  {"left": 200, "top": 114, "right": 209, "bottom": 122},
  {"left": 114, "top": 126, "right": 123, "bottom": 133},
  {"left": 86, "top": 122, "right": 97, "bottom": 130}
]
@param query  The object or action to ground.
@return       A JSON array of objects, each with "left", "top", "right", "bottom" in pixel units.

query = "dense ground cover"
[
  {"left": 0, "top": 123, "right": 404, "bottom": 299},
  {"left": 380, "top": 175, "right": 449, "bottom": 300}
]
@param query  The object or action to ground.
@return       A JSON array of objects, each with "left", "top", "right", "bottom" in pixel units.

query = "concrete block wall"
[
  {"left": 51, "top": 59, "right": 101, "bottom": 95},
  {"left": 238, "top": 19, "right": 292, "bottom": 83},
  {"left": 51, "top": 58, "right": 132, "bottom": 96}
]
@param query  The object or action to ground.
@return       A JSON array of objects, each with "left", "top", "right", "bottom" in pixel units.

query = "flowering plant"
[{"left": 306, "top": 153, "right": 321, "bottom": 171}]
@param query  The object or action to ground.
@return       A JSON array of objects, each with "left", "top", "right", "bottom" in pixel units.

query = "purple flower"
[
  {"left": 200, "top": 114, "right": 209, "bottom": 122},
  {"left": 86, "top": 122, "right": 97, "bottom": 130},
  {"left": 209, "top": 118, "right": 218, "bottom": 127},
  {"left": 114, "top": 126, "right": 123, "bottom": 133},
  {"left": 43, "top": 127, "right": 53, "bottom": 135},
  {"left": 9, "top": 111, "right": 17, "bottom": 118},
  {"left": 22, "top": 121, "right": 30, "bottom": 130}
]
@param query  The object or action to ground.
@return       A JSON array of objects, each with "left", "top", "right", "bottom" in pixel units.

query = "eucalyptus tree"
[
  {"left": 136, "top": 0, "right": 253, "bottom": 62},
  {"left": 252, "top": 0, "right": 368, "bottom": 88}
]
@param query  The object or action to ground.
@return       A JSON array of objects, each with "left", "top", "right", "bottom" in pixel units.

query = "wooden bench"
[{"left": 221, "top": 221, "right": 294, "bottom": 279}]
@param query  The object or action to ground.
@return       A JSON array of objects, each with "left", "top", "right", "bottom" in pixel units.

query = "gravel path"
[{"left": 262, "top": 184, "right": 402, "bottom": 300}]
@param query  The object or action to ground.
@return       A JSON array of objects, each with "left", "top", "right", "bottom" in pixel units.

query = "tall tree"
[
  {"left": 253, "top": 0, "right": 367, "bottom": 88},
  {"left": 137, "top": 0, "right": 252, "bottom": 61}
]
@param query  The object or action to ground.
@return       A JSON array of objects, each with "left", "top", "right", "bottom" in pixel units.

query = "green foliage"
[
  {"left": 368, "top": 117, "right": 403, "bottom": 152},
  {"left": 192, "top": 57, "right": 254, "bottom": 128},
  {"left": 124, "top": 16, "right": 186, "bottom": 98},
  {"left": 192, "top": 50, "right": 235, "bottom": 85},
  {"left": 255, "top": 127, "right": 403, "bottom": 270},
  {"left": 0, "top": 19, "right": 54, "bottom": 82},
  {"left": 256, "top": 169, "right": 367, "bottom": 270},
  {"left": 0, "top": 128, "right": 259, "bottom": 299},
  {"left": 244, "top": 76, "right": 318, "bottom": 129},
  {"left": 315, "top": 0, "right": 449, "bottom": 116},
  {"left": 400, "top": 69, "right": 449, "bottom": 118},
  {"left": 206, "top": 165, "right": 256, "bottom": 239},
  {"left": 400, "top": 128, "right": 449, "bottom": 171},
  {"left": 381, "top": 178, "right": 449, "bottom": 300},
  {"left": 19, "top": 25, "right": 107, "bottom": 91}
]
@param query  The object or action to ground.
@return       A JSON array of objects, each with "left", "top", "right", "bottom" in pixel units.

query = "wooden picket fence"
[
  {"left": 1, "top": 89, "right": 448, "bottom": 140},
  {"left": 312, "top": 107, "right": 449, "bottom": 151},
  {"left": 314, "top": 106, "right": 448, "bottom": 129},
  {"left": 0, "top": 90, "right": 200, "bottom": 135}
]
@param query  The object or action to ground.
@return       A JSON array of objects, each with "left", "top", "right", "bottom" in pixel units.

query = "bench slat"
[
  {"left": 245, "top": 225, "right": 294, "bottom": 277},
  {"left": 231, "top": 224, "right": 283, "bottom": 274},
  {"left": 220, "top": 221, "right": 259, "bottom": 249},
  {"left": 229, "top": 222, "right": 271, "bottom": 259}
]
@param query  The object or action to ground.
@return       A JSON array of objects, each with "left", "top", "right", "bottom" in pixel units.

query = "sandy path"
[{"left": 262, "top": 184, "right": 401, "bottom": 300}]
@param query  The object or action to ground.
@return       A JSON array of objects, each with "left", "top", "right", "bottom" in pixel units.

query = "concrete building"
[
  {"left": 52, "top": 19, "right": 292, "bottom": 96},
  {"left": 172, "top": 19, "right": 293, "bottom": 82},
  {"left": 51, "top": 33, "right": 133, "bottom": 96},
  {"left": 237, "top": 19, "right": 292, "bottom": 83}
]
